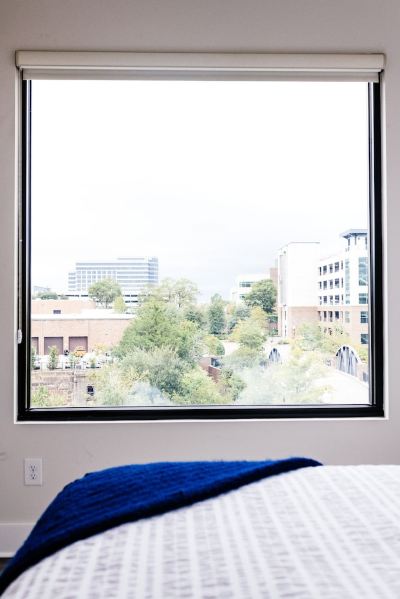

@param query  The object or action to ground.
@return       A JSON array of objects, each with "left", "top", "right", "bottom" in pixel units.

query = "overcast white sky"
[{"left": 31, "top": 79, "right": 369, "bottom": 301}]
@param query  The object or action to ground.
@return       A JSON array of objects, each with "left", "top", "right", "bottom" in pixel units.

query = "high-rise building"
[
  {"left": 317, "top": 230, "right": 369, "bottom": 346},
  {"left": 277, "top": 230, "right": 369, "bottom": 347},
  {"left": 68, "top": 257, "right": 158, "bottom": 304}
]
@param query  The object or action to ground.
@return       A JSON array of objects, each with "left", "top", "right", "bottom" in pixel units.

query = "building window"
[
  {"left": 359, "top": 257, "right": 368, "bottom": 286},
  {"left": 345, "top": 311, "right": 350, "bottom": 323},
  {"left": 359, "top": 293, "right": 368, "bottom": 304},
  {"left": 360, "top": 311, "right": 369, "bottom": 323},
  {"left": 17, "top": 51, "right": 384, "bottom": 420},
  {"left": 361, "top": 333, "right": 369, "bottom": 345}
]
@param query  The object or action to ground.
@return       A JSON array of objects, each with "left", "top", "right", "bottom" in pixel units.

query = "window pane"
[{"left": 30, "top": 80, "right": 370, "bottom": 408}]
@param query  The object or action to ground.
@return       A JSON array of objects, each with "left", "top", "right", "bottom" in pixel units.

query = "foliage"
[
  {"left": 113, "top": 295, "right": 127, "bottom": 313},
  {"left": 172, "top": 368, "right": 227, "bottom": 405},
  {"left": 120, "top": 348, "right": 188, "bottom": 397},
  {"left": 223, "top": 346, "right": 263, "bottom": 369},
  {"left": 68, "top": 353, "right": 78, "bottom": 369},
  {"left": 116, "top": 299, "right": 202, "bottom": 365},
  {"left": 31, "top": 386, "right": 66, "bottom": 407},
  {"left": 88, "top": 278, "right": 122, "bottom": 308},
  {"left": 183, "top": 305, "right": 207, "bottom": 329},
  {"left": 207, "top": 294, "right": 226, "bottom": 336},
  {"left": 236, "top": 349, "right": 329, "bottom": 405},
  {"left": 204, "top": 334, "right": 225, "bottom": 356},
  {"left": 231, "top": 318, "right": 265, "bottom": 351},
  {"left": 218, "top": 368, "right": 246, "bottom": 402},
  {"left": 355, "top": 344, "right": 369, "bottom": 363},
  {"left": 31, "top": 346, "right": 37, "bottom": 370},
  {"left": 91, "top": 364, "right": 129, "bottom": 406},
  {"left": 226, "top": 303, "right": 250, "bottom": 333},
  {"left": 47, "top": 346, "right": 58, "bottom": 370},
  {"left": 36, "top": 291, "right": 58, "bottom": 300},
  {"left": 140, "top": 278, "right": 199, "bottom": 309},
  {"left": 296, "top": 323, "right": 350, "bottom": 355},
  {"left": 243, "top": 279, "right": 277, "bottom": 314}
]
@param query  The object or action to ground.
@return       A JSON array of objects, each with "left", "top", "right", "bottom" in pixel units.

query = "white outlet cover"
[{"left": 24, "top": 458, "right": 43, "bottom": 486}]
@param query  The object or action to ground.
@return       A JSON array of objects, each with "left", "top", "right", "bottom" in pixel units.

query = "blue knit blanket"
[{"left": 0, "top": 457, "right": 320, "bottom": 594}]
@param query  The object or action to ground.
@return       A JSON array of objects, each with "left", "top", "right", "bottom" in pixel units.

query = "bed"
[{"left": 2, "top": 459, "right": 400, "bottom": 598}]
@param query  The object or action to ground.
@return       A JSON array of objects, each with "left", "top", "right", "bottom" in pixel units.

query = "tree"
[
  {"left": 36, "top": 291, "right": 58, "bottom": 300},
  {"left": 47, "top": 346, "right": 58, "bottom": 370},
  {"left": 88, "top": 279, "right": 122, "bottom": 308},
  {"left": 204, "top": 334, "right": 225, "bottom": 356},
  {"left": 244, "top": 279, "right": 277, "bottom": 314},
  {"left": 183, "top": 305, "right": 207, "bottom": 329},
  {"left": 113, "top": 295, "right": 127, "bottom": 313},
  {"left": 207, "top": 294, "right": 226, "bottom": 336},
  {"left": 231, "top": 318, "right": 265, "bottom": 351},
  {"left": 120, "top": 347, "right": 187, "bottom": 397},
  {"left": 139, "top": 278, "right": 199, "bottom": 310},
  {"left": 172, "top": 368, "right": 227, "bottom": 405},
  {"left": 227, "top": 303, "right": 250, "bottom": 333},
  {"left": 218, "top": 368, "right": 246, "bottom": 401},
  {"left": 116, "top": 299, "right": 202, "bottom": 365}
]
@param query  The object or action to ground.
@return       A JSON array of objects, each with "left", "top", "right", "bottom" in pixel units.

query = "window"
[
  {"left": 345, "top": 311, "right": 351, "bottom": 323},
  {"left": 359, "top": 257, "right": 368, "bottom": 286},
  {"left": 361, "top": 333, "right": 369, "bottom": 345},
  {"left": 360, "top": 311, "right": 369, "bottom": 323},
  {"left": 359, "top": 293, "right": 368, "bottom": 304},
  {"left": 17, "top": 51, "right": 384, "bottom": 420}
]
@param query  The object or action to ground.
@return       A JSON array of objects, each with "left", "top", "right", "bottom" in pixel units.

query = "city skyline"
[{"left": 31, "top": 79, "right": 369, "bottom": 301}]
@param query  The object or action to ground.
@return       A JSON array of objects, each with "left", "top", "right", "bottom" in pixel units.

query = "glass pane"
[{"left": 30, "top": 80, "right": 370, "bottom": 408}]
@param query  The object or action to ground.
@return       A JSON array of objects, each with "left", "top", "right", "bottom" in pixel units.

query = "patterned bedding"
[{"left": 4, "top": 465, "right": 400, "bottom": 598}]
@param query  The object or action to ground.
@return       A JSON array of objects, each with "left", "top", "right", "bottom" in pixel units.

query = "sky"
[{"left": 31, "top": 79, "right": 369, "bottom": 301}]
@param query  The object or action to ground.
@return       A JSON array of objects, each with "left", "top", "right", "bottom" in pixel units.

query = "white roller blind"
[{"left": 16, "top": 51, "right": 384, "bottom": 82}]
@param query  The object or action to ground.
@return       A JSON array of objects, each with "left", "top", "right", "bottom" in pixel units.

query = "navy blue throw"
[{"left": 0, "top": 457, "right": 321, "bottom": 594}]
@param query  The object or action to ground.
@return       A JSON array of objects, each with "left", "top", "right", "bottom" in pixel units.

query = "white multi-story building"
[
  {"left": 277, "top": 242, "right": 320, "bottom": 337},
  {"left": 317, "top": 230, "right": 369, "bottom": 346},
  {"left": 68, "top": 257, "right": 159, "bottom": 304},
  {"left": 277, "top": 230, "right": 369, "bottom": 346}
]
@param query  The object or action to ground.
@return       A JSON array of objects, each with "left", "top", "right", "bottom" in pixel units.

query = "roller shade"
[{"left": 16, "top": 51, "right": 384, "bottom": 82}]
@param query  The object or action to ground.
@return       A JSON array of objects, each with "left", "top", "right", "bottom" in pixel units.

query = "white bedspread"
[{"left": 5, "top": 465, "right": 400, "bottom": 598}]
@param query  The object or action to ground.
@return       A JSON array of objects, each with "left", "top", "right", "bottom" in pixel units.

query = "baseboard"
[{"left": 0, "top": 523, "right": 34, "bottom": 557}]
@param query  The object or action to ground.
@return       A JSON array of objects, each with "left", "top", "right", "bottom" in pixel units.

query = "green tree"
[
  {"left": 207, "top": 294, "right": 226, "bottom": 336},
  {"left": 31, "top": 346, "right": 37, "bottom": 370},
  {"left": 204, "top": 334, "right": 225, "bottom": 356},
  {"left": 88, "top": 279, "right": 122, "bottom": 308},
  {"left": 227, "top": 303, "right": 250, "bottom": 333},
  {"left": 244, "top": 279, "right": 277, "bottom": 314},
  {"left": 296, "top": 323, "right": 350, "bottom": 355},
  {"left": 47, "top": 346, "right": 58, "bottom": 370},
  {"left": 172, "top": 368, "right": 227, "bottom": 405},
  {"left": 231, "top": 318, "right": 265, "bottom": 351},
  {"left": 36, "top": 291, "right": 58, "bottom": 300},
  {"left": 113, "top": 295, "right": 127, "bottom": 313},
  {"left": 139, "top": 278, "right": 199, "bottom": 310},
  {"left": 116, "top": 299, "right": 202, "bottom": 365},
  {"left": 218, "top": 368, "right": 246, "bottom": 401},
  {"left": 183, "top": 305, "right": 207, "bottom": 329},
  {"left": 120, "top": 347, "right": 187, "bottom": 397}
]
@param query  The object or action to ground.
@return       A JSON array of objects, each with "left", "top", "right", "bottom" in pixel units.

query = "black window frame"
[{"left": 17, "top": 78, "right": 384, "bottom": 421}]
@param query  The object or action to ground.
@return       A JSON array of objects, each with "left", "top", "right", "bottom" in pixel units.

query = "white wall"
[{"left": 0, "top": 0, "right": 399, "bottom": 537}]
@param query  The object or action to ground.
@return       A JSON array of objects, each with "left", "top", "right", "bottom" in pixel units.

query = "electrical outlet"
[{"left": 24, "top": 458, "right": 43, "bottom": 486}]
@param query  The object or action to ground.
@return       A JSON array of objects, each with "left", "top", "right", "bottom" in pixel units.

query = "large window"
[{"left": 17, "top": 52, "right": 384, "bottom": 420}]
